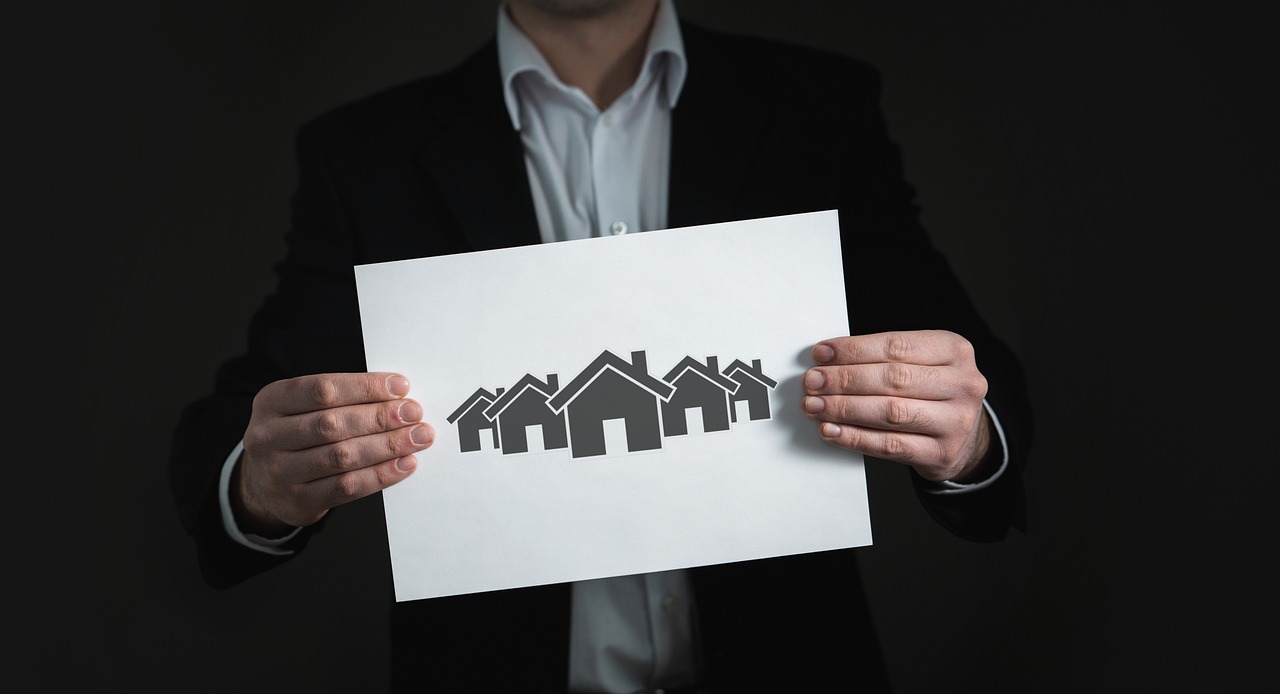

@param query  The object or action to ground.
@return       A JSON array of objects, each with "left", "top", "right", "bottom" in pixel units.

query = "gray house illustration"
[
  {"left": 660, "top": 355, "right": 739, "bottom": 436},
  {"left": 547, "top": 350, "right": 674, "bottom": 458},
  {"left": 722, "top": 358, "right": 778, "bottom": 422},
  {"left": 446, "top": 387, "right": 502, "bottom": 453},
  {"left": 482, "top": 373, "right": 568, "bottom": 455}
]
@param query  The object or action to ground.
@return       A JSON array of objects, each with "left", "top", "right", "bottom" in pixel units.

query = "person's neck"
[{"left": 507, "top": 0, "right": 660, "bottom": 110}]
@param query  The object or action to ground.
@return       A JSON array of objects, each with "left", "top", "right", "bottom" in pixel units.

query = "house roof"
[
  {"left": 547, "top": 349, "right": 674, "bottom": 412},
  {"left": 483, "top": 373, "right": 559, "bottom": 420},
  {"left": 662, "top": 355, "right": 740, "bottom": 393},
  {"left": 446, "top": 387, "right": 499, "bottom": 424},
  {"left": 722, "top": 358, "right": 779, "bottom": 389}
]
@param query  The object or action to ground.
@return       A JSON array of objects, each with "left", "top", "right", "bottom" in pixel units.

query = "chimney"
[
  {"left": 545, "top": 374, "right": 559, "bottom": 391},
  {"left": 751, "top": 359, "right": 761, "bottom": 372},
  {"left": 495, "top": 387, "right": 505, "bottom": 397},
  {"left": 706, "top": 356, "right": 719, "bottom": 372},
  {"left": 630, "top": 350, "right": 648, "bottom": 374}
]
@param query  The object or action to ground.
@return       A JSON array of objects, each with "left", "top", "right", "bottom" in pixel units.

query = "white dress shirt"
[{"left": 498, "top": 3, "right": 700, "bottom": 691}]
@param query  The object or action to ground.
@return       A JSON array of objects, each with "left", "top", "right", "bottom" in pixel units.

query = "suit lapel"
[{"left": 415, "top": 42, "right": 542, "bottom": 252}]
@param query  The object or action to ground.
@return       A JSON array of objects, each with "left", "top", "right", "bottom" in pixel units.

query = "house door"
[
  {"left": 683, "top": 406, "right": 707, "bottom": 435},
  {"left": 522, "top": 423, "right": 546, "bottom": 453},
  {"left": 601, "top": 417, "right": 629, "bottom": 456}
]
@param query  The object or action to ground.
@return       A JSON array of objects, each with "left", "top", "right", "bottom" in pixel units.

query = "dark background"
[{"left": 13, "top": 0, "right": 1270, "bottom": 691}]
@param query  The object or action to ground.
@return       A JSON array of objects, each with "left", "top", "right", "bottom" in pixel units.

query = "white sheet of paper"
[{"left": 355, "top": 209, "right": 872, "bottom": 602}]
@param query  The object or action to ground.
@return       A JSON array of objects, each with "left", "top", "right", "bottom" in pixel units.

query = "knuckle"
[
  {"left": 821, "top": 367, "right": 846, "bottom": 393},
  {"left": 313, "top": 410, "right": 345, "bottom": 442},
  {"left": 327, "top": 441, "right": 359, "bottom": 472},
  {"left": 375, "top": 401, "right": 396, "bottom": 430},
  {"left": 841, "top": 426, "right": 864, "bottom": 450},
  {"left": 384, "top": 431, "right": 408, "bottom": 458},
  {"left": 881, "top": 433, "right": 914, "bottom": 459},
  {"left": 967, "top": 373, "right": 989, "bottom": 399},
  {"left": 309, "top": 376, "right": 343, "bottom": 409},
  {"left": 885, "top": 399, "right": 912, "bottom": 426},
  {"left": 886, "top": 398, "right": 930, "bottom": 428},
  {"left": 885, "top": 363, "right": 914, "bottom": 391},
  {"left": 373, "top": 461, "right": 402, "bottom": 489},
  {"left": 884, "top": 333, "right": 916, "bottom": 362},
  {"left": 334, "top": 473, "right": 363, "bottom": 501}
]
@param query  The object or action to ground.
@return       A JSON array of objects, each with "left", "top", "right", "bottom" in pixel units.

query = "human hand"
[
  {"left": 802, "top": 330, "right": 994, "bottom": 483},
  {"left": 232, "top": 372, "right": 433, "bottom": 536}
]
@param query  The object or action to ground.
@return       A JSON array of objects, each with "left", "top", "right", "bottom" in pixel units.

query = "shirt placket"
[{"left": 592, "top": 97, "right": 638, "bottom": 238}]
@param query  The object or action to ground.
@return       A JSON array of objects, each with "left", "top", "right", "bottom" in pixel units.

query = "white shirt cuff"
[
  {"left": 218, "top": 440, "right": 301, "bottom": 555},
  {"left": 922, "top": 399, "right": 1009, "bottom": 495}
]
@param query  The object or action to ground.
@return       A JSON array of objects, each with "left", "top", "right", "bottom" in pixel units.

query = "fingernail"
[
  {"left": 398, "top": 399, "right": 422, "bottom": 423},
  {"left": 813, "top": 344, "right": 835, "bottom": 363},
  {"left": 821, "top": 422, "right": 841, "bottom": 438},
  {"left": 411, "top": 425, "right": 433, "bottom": 445},
  {"left": 804, "top": 369, "right": 824, "bottom": 390},
  {"left": 803, "top": 396, "right": 825, "bottom": 414},
  {"left": 388, "top": 376, "right": 410, "bottom": 397},
  {"left": 396, "top": 455, "right": 417, "bottom": 473}
]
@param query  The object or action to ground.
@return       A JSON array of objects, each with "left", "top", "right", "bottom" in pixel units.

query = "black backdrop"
[{"left": 12, "top": 1, "right": 1270, "bottom": 691}]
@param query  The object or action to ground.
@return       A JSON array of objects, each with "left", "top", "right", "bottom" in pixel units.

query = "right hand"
[{"left": 232, "top": 372, "right": 433, "bottom": 536}]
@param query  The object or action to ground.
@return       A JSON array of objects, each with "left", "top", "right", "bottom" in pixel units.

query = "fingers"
[
  {"left": 806, "top": 330, "right": 987, "bottom": 403},
  {"left": 803, "top": 331, "right": 988, "bottom": 478},
  {"left": 813, "top": 420, "right": 940, "bottom": 467},
  {"left": 803, "top": 393, "right": 959, "bottom": 439},
  {"left": 261, "top": 391, "right": 427, "bottom": 452},
  {"left": 238, "top": 372, "right": 434, "bottom": 529},
  {"left": 804, "top": 361, "right": 957, "bottom": 402},
  {"left": 803, "top": 392, "right": 981, "bottom": 478},
  {"left": 280, "top": 452, "right": 424, "bottom": 524},
  {"left": 256, "top": 372, "right": 412, "bottom": 417},
  {"left": 271, "top": 417, "right": 435, "bottom": 488},
  {"left": 813, "top": 330, "right": 974, "bottom": 368}
]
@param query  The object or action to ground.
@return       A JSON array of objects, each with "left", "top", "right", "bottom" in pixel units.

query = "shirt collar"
[{"left": 497, "top": 0, "right": 687, "bottom": 130}]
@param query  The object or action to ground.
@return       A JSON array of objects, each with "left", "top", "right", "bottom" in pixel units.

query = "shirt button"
[
  {"left": 611, "top": 221, "right": 628, "bottom": 235},
  {"left": 602, "top": 113, "right": 613, "bottom": 127},
  {"left": 662, "top": 594, "right": 676, "bottom": 611}
]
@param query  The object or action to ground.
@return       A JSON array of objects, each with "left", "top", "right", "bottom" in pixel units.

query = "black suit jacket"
[{"left": 171, "top": 21, "right": 1031, "bottom": 693}]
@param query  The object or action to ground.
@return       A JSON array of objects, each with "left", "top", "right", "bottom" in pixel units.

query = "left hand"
[{"left": 802, "top": 330, "right": 994, "bottom": 483}]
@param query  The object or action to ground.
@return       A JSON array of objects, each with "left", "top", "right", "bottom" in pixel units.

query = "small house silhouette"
[
  {"left": 547, "top": 350, "right": 674, "bottom": 458},
  {"left": 482, "top": 373, "right": 568, "bottom": 455},
  {"left": 446, "top": 387, "right": 502, "bottom": 453},
  {"left": 660, "top": 355, "right": 739, "bottom": 436},
  {"left": 722, "top": 358, "right": 778, "bottom": 422}
]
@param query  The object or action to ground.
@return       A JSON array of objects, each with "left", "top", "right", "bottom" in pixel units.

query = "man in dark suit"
[{"left": 171, "top": 0, "right": 1031, "bottom": 691}]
